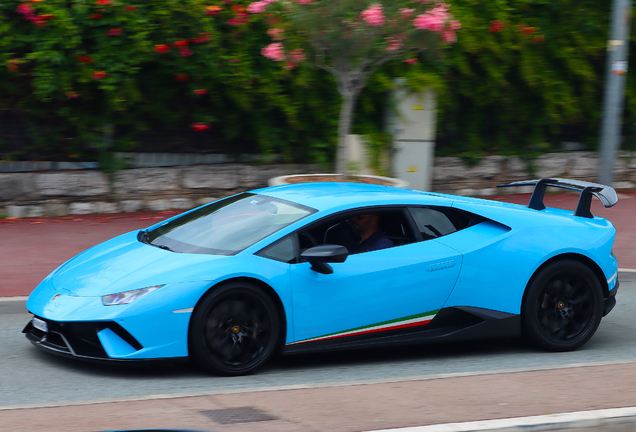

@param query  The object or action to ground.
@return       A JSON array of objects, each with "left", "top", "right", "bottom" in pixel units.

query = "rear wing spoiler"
[{"left": 497, "top": 178, "right": 618, "bottom": 218}]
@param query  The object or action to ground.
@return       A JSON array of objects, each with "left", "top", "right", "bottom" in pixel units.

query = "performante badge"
[{"left": 52, "top": 294, "right": 61, "bottom": 301}]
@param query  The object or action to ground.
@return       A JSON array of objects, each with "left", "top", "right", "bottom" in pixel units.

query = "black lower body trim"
[{"left": 283, "top": 306, "right": 521, "bottom": 355}]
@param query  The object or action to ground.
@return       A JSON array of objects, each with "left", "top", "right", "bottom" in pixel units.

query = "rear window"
[{"left": 408, "top": 206, "right": 480, "bottom": 240}]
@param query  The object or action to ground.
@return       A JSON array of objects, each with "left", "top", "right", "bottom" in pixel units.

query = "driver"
[{"left": 346, "top": 213, "right": 394, "bottom": 254}]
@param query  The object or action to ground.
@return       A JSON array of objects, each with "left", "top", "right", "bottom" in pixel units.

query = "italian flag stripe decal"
[{"left": 288, "top": 310, "right": 438, "bottom": 346}]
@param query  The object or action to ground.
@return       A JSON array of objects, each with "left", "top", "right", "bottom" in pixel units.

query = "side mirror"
[{"left": 301, "top": 244, "right": 348, "bottom": 274}]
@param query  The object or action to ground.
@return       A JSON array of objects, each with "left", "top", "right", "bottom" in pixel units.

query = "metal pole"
[{"left": 598, "top": 0, "right": 632, "bottom": 185}]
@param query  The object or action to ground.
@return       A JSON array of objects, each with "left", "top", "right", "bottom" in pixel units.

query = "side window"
[
  {"left": 409, "top": 207, "right": 458, "bottom": 239},
  {"left": 296, "top": 208, "right": 416, "bottom": 256},
  {"left": 257, "top": 236, "right": 296, "bottom": 263}
]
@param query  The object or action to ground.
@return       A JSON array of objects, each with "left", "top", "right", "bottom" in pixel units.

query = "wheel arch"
[
  {"left": 526, "top": 253, "right": 609, "bottom": 300},
  {"left": 189, "top": 276, "right": 288, "bottom": 353}
]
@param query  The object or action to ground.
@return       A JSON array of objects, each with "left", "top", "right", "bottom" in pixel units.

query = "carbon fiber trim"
[{"left": 283, "top": 307, "right": 520, "bottom": 355}]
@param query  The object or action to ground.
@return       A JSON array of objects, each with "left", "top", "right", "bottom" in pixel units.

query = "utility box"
[{"left": 389, "top": 86, "right": 437, "bottom": 191}]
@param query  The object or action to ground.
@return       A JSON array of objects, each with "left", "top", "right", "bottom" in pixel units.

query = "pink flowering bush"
[
  {"left": 360, "top": 4, "right": 385, "bottom": 26},
  {"left": 247, "top": 0, "right": 460, "bottom": 173},
  {"left": 261, "top": 42, "right": 286, "bottom": 61}
]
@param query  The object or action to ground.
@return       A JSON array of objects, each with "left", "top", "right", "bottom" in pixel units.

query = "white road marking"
[{"left": 363, "top": 406, "right": 636, "bottom": 432}]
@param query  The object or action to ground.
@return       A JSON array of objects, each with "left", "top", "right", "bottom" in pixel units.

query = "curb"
[{"left": 365, "top": 407, "right": 636, "bottom": 432}]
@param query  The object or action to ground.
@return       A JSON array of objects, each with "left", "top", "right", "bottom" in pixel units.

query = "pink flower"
[
  {"left": 360, "top": 4, "right": 385, "bottom": 26},
  {"left": 385, "top": 37, "right": 402, "bottom": 51},
  {"left": 17, "top": 3, "right": 34, "bottom": 15},
  {"left": 191, "top": 35, "right": 211, "bottom": 43},
  {"left": 489, "top": 21, "right": 504, "bottom": 33},
  {"left": 179, "top": 48, "right": 193, "bottom": 56},
  {"left": 289, "top": 49, "right": 305, "bottom": 62},
  {"left": 413, "top": 3, "right": 450, "bottom": 32},
  {"left": 399, "top": 8, "right": 415, "bottom": 19},
  {"left": 247, "top": 1, "right": 267, "bottom": 13},
  {"left": 261, "top": 42, "right": 285, "bottom": 61},
  {"left": 284, "top": 61, "right": 297, "bottom": 69},
  {"left": 404, "top": 58, "right": 418, "bottom": 64},
  {"left": 442, "top": 30, "right": 456, "bottom": 43},
  {"left": 267, "top": 28, "right": 285, "bottom": 40},
  {"left": 247, "top": 0, "right": 277, "bottom": 13}
]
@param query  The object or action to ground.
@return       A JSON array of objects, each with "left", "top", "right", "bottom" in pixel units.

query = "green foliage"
[
  {"left": 0, "top": 0, "right": 634, "bottom": 166},
  {"left": 0, "top": 0, "right": 339, "bottom": 162},
  {"left": 436, "top": 0, "right": 617, "bottom": 154}
]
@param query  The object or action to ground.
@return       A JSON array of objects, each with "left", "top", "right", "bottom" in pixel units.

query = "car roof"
[{"left": 254, "top": 182, "right": 452, "bottom": 212}]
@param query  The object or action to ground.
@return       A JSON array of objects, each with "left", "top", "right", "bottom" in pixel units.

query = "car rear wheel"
[
  {"left": 189, "top": 282, "right": 280, "bottom": 376},
  {"left": 522, "top": 260, "right": 603, "bottom": 352}
]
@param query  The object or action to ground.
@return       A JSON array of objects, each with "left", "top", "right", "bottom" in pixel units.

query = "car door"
[{"left": 288, "top": 207, "right": 463, "bottom": 346}]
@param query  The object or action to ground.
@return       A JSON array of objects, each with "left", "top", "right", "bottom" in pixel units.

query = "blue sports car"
[{"left": 24, "top": 178, "right": 619, "bottom": 375}]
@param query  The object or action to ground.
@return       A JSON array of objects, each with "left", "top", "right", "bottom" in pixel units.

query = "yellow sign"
[
  {"left": 412, "top": 105, "right": 424, "bottom": 110},
  {"left": 407, "top": 165, "right": 419, "bottom": 172}
]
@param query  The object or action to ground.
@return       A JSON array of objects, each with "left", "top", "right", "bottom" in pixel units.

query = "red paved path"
[{"left": 1, "top": 193, "right": 634, "bottom": 298}]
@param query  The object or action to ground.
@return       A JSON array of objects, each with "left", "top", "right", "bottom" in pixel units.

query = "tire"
[
  {"left": 522, "top": 259, "right": 603, "bottom": 352},
  {"left": 189, "top": 282, "right": 280, "bottom": 376}
]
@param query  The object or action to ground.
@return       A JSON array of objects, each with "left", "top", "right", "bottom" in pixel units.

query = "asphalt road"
[{"left": 2, "top": 272, "right": 635, "bottom": 410}]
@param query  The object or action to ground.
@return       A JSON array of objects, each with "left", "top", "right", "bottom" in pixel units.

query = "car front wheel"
[
  {"left": 522, "top": 259, "right": 603, "bottom": 352},
  {"left": 189, "top": 282, "right": 280, "bottom": 376}
]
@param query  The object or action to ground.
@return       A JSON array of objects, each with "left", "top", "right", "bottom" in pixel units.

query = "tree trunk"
[{"left": 335, "top": 88, "right": 358, "bottom": 174}]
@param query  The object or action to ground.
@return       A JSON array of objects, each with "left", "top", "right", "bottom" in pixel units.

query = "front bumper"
[
  {"left": 23, "top": 317, "right": 143, "bottom": 361},
  {"left": 603, "top": 280, "right": 619, "bottom": 317}
]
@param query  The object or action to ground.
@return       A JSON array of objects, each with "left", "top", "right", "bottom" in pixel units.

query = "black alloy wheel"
[
  {"left": 189, "top": 282, "right": 280, "bottom": 376},
  {"left": 522, "top": 259, "right": 604, "bottom": 352}
]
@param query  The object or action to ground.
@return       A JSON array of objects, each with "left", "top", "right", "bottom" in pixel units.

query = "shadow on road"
[{"left": 25, "top": 336, "right": 533, "bottom": 378}]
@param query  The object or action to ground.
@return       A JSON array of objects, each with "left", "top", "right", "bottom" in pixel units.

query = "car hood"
[{"left": 51, "top": 231, "right": 230, "bottom": 296}]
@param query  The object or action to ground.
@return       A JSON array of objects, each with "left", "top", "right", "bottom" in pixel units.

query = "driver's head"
[{"left": 350, "top": 213, "right": 380, "bottom": 236}]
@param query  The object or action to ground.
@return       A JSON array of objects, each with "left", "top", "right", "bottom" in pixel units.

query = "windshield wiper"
[{"left": 138, "top": 229, "right": 173, "bottom": 252}]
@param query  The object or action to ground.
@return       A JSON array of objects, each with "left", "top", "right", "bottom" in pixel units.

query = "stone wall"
[
  {"left": 0, "top": 164, "right": 321, "bottom": 218},
  {"left": 432, "top": 151, "right": 636, "bottom": 196},
  {"left": 1, "top": 151, "right": 635, "bottom": 218}
]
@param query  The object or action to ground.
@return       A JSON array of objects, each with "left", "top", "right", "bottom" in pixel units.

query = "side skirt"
[{"left": 282, "top": 306, "right": 521, "bottom": 355}]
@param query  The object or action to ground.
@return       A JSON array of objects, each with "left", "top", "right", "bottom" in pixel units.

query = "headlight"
[{"left": 102, "top": 285, "right": 164, "bottom": 306}]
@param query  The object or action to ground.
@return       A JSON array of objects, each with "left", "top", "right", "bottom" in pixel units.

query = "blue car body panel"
[
  {"left": 24, "top": 181, "right": 619, "bottom": 362},
  {"left": 289, "top": 240, "right": 462, "bottom": 342}
]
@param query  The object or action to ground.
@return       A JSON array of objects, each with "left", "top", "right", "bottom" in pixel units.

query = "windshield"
[{"left": 144, "top": 193, "right": 315, "bottom": 255}]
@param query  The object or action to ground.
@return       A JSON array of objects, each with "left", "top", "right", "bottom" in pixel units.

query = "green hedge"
[{"left": 0, "top": 0, "right": 633, "bottom": 164}]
